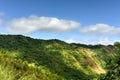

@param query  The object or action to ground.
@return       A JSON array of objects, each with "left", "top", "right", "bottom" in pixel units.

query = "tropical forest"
[{"left": 0, "top": 35, "right": 120, "bottom": 80}]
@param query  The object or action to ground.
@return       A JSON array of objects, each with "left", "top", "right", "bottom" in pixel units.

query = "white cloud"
[
  {"left": 65, "top": 37, "right": 119, "bottom": 45},
  {"left": 7, "top": 16, "right": 80, "bottom": 34},
  {"left": 66, "top": 38, "right": 77, "bottom": 43},
  {"left": 83, "top": 38, "right": 117, "bottom": 45},
  {"left": 80, "top": 24, "right": 120, "bottom": 35}
]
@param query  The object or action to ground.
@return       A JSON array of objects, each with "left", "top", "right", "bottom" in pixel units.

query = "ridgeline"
[{"left": 0, "top": 35, "right": 120, "bottom": 80}]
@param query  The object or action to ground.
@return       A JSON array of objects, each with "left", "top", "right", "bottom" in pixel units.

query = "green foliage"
[{"left": 0, "top": 35, "right": 119, "bottom": 80}]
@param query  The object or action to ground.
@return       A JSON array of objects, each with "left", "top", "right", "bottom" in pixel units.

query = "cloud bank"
[
  {"left": 2, "top": 14, "right": 120, "bottom": 45},
  {"left": 80, "top": 24, "right": 120, "bottom": 35},
  {"left": 66, "top": 38, "right": 77, "bottom": 43},
  {"left": 7, "top": 16, "right": 80, "bottom": 34},
  {"left": 7, "top": 15, "right": 120, "bottom": 36},
  {"left": 66, "top": 37, "right": 119, "bottom": 45}
]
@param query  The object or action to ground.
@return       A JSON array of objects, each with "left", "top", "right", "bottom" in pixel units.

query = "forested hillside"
[{"left": 0, "top": 35, "right": 119, "bottom": 80}]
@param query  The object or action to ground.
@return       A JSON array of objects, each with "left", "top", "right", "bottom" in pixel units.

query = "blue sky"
[{"left": 0, "top": 0, "right": 120, "bottom": 45}]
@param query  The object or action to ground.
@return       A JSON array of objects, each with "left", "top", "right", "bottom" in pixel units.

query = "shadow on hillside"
[{"left": 19, "top": 49, "right": 92, "bottom": 80}]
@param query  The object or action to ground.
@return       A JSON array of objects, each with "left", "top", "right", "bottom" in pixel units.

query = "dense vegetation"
[{"left": 0, "top": 35, "right": 119, "bottom": 80}]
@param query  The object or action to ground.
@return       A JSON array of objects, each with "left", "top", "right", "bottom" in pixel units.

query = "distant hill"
[{"left": 0, "top": 35, "right": 119, "bottom": 80}]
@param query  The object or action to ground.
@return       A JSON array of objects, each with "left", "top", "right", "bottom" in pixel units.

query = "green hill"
[{"left": 0, "top": 35, "right": 119, "bottom": 80}]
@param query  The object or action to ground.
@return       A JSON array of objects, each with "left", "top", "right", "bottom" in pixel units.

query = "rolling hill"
[{"left": 0, "top": 35, "right": 119, "bottom": 80}]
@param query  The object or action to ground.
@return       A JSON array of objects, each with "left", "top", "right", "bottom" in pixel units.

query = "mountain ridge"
[{"left": 0, "top": 34, "right": 119, "bottom": 80}]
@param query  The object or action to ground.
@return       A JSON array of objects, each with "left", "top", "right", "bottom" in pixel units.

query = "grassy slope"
[{"left": 0, "top": 35, "right": 118, "bottom": 80}]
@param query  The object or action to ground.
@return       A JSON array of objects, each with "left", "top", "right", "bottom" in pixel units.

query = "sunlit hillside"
[{"left": 0, "top": 35, "right": 119, "bottom": 80}]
